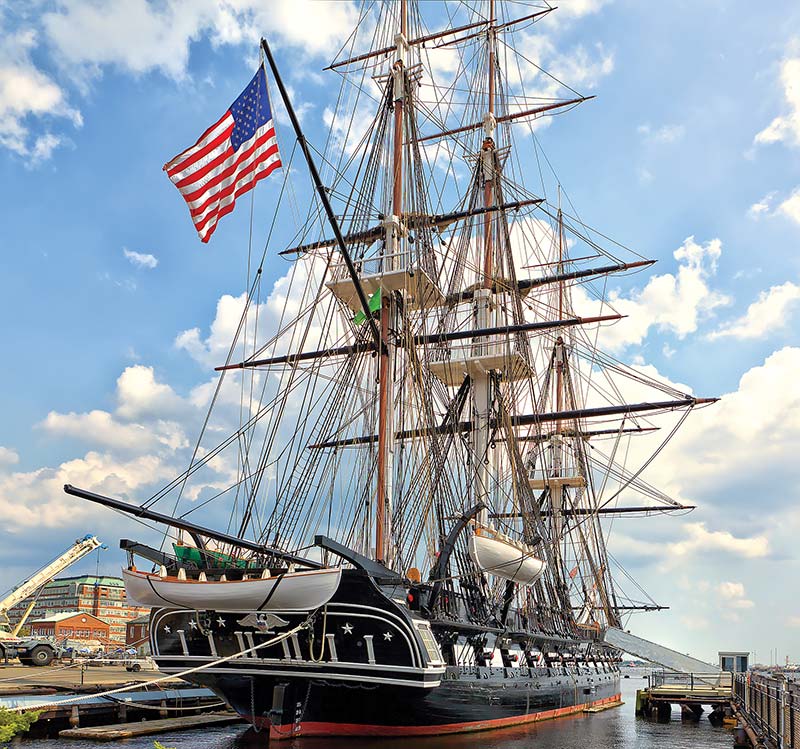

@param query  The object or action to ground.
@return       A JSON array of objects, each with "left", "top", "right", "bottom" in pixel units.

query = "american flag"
[{"left": 164, "top": 66, "right": 282, "bottom": 242}]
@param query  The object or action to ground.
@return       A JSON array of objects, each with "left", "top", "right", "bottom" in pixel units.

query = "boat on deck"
[{"left": 122, "top": 566, "right": 342, "bottom": 611}]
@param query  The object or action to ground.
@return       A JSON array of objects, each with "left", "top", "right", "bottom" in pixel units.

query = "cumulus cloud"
[
  {"left": 42, "top": 0, "right": 361, "bottom": 82},
  {"left": 115, "top": 365, "right": 185, "bottom": 420},
  {"left": 754, "top": 56, "right": 800, "bottom": 148},
  {"left": 123, "top": 248, "right": 158, "bottom": 270},
  {"left": 669, "top": 523, "right": 768, "bottom": 559},
  {"left": 40, "top": 409, "right": 188, "bottom": 452},
  {"left": 708, "top": 282, "right": 800, "bottom": 340},
  {"left": 0, "top": 450, "right": 177, "bottom": 531},
  {"left": 0, "top": 447, "right": 19, "bottom": 466},
  {"left": 573, "top": 236, "right": 731, "bottom": 352},
  {"left": 0, "top": 26, "right": 81, "bottom": 161},
  {"left": 175, "top": 293, "right": 250, "bottom": 370},
  {"left": 778, "top": 187, "right": 800, "bottom": 225},
  {"left": 636, "top": 347, "right": 800, "bottom": 525}
]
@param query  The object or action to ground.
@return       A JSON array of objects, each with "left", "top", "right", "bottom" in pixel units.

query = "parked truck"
[{"left": 0, "top": 535, "right": 103, "bottom": 666}]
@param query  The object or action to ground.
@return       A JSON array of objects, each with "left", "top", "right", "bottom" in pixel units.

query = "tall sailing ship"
[{"left": 66, "top": 0, "right": 716, "bottom": 739}]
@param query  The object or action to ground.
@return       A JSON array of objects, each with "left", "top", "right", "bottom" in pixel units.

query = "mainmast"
[
  {"left": 474, "top": 0, "right": 497, "bottom": 527},
  {"left": 375, "top": 0, "right": 408, "bottom": 564},
  {"left": 551, "top": 204, "right": 567, "bottom": 552}
]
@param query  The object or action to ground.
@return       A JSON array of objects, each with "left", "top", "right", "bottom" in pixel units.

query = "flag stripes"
[{"left": 164, "top": 66, "right": 282, "bottom": 242}]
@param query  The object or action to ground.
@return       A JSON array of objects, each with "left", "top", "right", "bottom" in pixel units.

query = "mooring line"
[{"left": 8, "top": 616, "right": 313, "bottom": 713}]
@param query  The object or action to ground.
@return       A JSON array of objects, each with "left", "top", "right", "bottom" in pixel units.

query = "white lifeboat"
[
  {"left": 468, "top": 527, "right": 545, "bottom": 586},
  {"left": 122, "top": 566, "right": 341, "bottom": 612}
]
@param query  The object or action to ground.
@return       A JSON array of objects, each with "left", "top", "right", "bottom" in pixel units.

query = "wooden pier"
[
  {"left": 636, "top": 671, "right": 799, "bottom": 748},
  {"left": 0, "top": 663, "right": 225, "bottom": 736},
  {"left": 59, "top": 711, "right": 242, "bottom": 741},
  {"left": 636, "top": 671, "right": 734, "bottom": 722}
]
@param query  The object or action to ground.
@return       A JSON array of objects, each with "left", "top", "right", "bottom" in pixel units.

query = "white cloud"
[
  {"left": 639, "top": 347, "right": 800, "bottom": 524},
  {"left": 28, "top": 132, "right": 63, "bottom": 164},
  {"left": 709, "top": 282, "right": 800, "bottom": 340},
  {"left": 123, "top": 248, "right": 159, "bottom": 270},
  {"left": 0, "top": 450, "right": 177, "bottom": 530},
  {"left": 754, "top": 57, "right": 800, "bottom": 148},
  {"left": 669, "top": 523, "right": 768, "bottom": 559},
  {"left": 748, "top": 192, "right": 776, "bottom": 219},
  {"left": 778, "top": 187, "right": 800, "bottom": 225},
  {"left": 175, "top": 293, "right": 249, "bottom": 369},
  {"left": 549, "top": 43, "right": 615, "bottom": 91},
  {"left": 718, "top": 581, "right": 755, "bottom": 609},
  {"left": 40, "top": 409, "right": 188, "bottom": 452},
  {"left": 638, "top": 123, "right": 685, "bottom": 144},
  {"left": 0, "top": 447, "right": 19, "bottom": 466},
  {"left": 573, "top": 236, "right": 730, "bottom": 352},
  {"left": 541, "top": 0, "right": 613, "bottom": 25},
  {"left": 42, "top": 0, "right": 361, "bottom": 83},
  {"left": 0, "top": 26, "right": 81, "bottom": 161},
  {"left": 115, "top": 365, "right": 185, "bottom": 420}
]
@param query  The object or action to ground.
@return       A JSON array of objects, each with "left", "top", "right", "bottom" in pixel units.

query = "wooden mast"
[
  {"left": 482, "top": 0, "right": 496, "bottom": 287},
  {"left": 552, "top": 202, "right": 566, "bottom": 551},
  {"left": 475, "top": 0, "right": 497, "bottom": 526},
  {"left": 375, "top": 0, "right": 407, "bottom": 564}
]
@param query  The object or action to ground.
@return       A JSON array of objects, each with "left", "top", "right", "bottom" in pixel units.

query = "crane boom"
[{"left": 0, "top": 535, "right": 103, "bottom": 630}]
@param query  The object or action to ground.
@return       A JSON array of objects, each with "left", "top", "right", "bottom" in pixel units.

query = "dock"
[
  {"left": 636, "top": 671, "right": 799, "bottom": 748},
  {"left": 636, "top": 671, "right": 733, "bottom": 721},
  {"left": 0, "top": 662, "right": 227, "bottom": 736},
  {"left": 59, "top": 711, "right": 242, "bottom": 741}
]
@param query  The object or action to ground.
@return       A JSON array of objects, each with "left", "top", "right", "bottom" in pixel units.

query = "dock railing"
[
  {"left": 650, "top": 670, "right": 733, "bottom": 692},
  {"left": 734, "top": 673, "right": 799, "bottom": 749}
]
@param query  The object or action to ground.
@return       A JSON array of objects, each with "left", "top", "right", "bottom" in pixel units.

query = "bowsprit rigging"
[{"left": 65, "top": 0, "right": 718, "bottom": 739}]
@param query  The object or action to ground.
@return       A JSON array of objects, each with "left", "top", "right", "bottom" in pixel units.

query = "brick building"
[
  {"left": 29, "top": 612, "right": 110, "bottom": 644},
  {"left": 125, "top": 614, "right": 151, "bottom": 655},
  {"left": 8, "top": 575, "right": 149, "bottom": 645}
]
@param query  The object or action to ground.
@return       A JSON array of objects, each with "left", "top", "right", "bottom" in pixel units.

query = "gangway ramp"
[{"left": 602, "top": 627, "right": 720, "bottom": 673}]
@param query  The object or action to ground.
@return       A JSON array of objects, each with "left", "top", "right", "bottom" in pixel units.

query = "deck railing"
[{"left": 735, "top": 673, "right": 800, "bottom": 749}]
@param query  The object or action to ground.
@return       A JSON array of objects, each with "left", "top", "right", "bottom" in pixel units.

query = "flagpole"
[{"left": 259, "top": 37, "right": 384, "bottom": 353}]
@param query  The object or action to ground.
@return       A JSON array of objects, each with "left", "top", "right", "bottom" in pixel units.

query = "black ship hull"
[
  {"left": 148, "top": 569, "right": 620, "bottom": 739},
  {"left": 197, "top": 666, "right": 620, "bottom": 739}
]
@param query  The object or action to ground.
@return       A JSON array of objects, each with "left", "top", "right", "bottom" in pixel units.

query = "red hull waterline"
[{"left": 259, "top": 692, "right": 623, "bottom": 740}]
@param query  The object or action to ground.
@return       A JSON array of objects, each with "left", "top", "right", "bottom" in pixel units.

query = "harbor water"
[{"left": 19, "top": 670, "right": 733, "bottom": 748}]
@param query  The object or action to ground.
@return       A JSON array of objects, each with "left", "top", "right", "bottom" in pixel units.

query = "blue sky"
[{"left": 1, "top": 0, "right": 799, "bottom": 665}]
